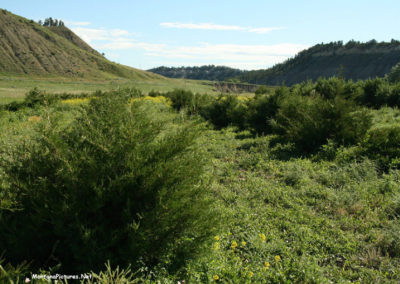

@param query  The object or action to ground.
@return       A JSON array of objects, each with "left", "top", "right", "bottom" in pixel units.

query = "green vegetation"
[
  {"left": 239, "top": 40, "right": 400, "bottom": 85},
  {"left": 0, "top": 89, "right": 216, "bottom": 278},
  {"left": 0, "top": 75, "right": 219, "bottom": 104},
  {"left": 388, "top": 62, "right": 400, "bottom": 83},
  {"left": 39, "top": 17, "right": 65, "bottom": 27},
  {"left": 1, "top": 77, "right": 400, "bottom": 282},
  {"left": 148, "top": 65, "right": 245, "bottom": 81},
  {"left": 1, "top": 7, "right": 397, "bottom": 281}
]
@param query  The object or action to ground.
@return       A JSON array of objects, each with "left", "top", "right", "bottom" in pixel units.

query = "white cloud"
[
  {"left": 160, "top": 22, "right": 285, "bottom": 34},
  {"left": 70, "top": 23, "right": 305, "bottom": 70},
  {"left": 97, "top": 41, "right": 308, "bottom": 70},
  {"left": 143, "top": 42, "right": 307, "bottom": 59},
  {"left": 71, "top": 27, "right": 133, "bottom": 44},
  {"left": 94, "top": 41, "right": 166, "bottom": 51}
]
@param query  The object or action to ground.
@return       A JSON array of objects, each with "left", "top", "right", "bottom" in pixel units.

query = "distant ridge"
[
  {"left": 149, "top": 41, "right": 400, "bottom": 86},
  {"left": 239, "top": 40, "right": 400, "bottom": 85},
  {"left": 0, "top": 9, "right": 162, "bottom": 80},
  {"left": 148, "top": 65, "right": 244, "bottom": 81}
]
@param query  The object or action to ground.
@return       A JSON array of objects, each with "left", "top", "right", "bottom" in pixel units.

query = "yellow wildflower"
[
  {"left": 248, "top": 271, "right": 254, "bottom": 278},
  {"left": 237, "top": 96, "right": 250, "bottom": 101},
  {"left": 214, "top": 235, "right": 220, "bottom": 241},
  {"left": 61, "top": 98, "right": 90, "bottom": 104},
  {"left": 130, "top": 96, "right": 171, "bottom": 106},
  {"left": 259, "top": 233, "right": 266, "bottom": 243},
  {"left": 264, "top": 261, "right": 270, "bottom": 270},
  {"left": 275, "top": 255, "right": 281, "bottom": 262},
  {"left": 28, "top": 115, "right": 42, "bottom": 122},
  {"left": 213, "top": 242, "right": 220, "bottom": 250},
  {"left": 213, "top": 275, "right": 219, "bottom": 281},
  {"left": 241, "top": 241, "right": 246, "bottom": 246},
  {"left": 231, "top": 240, "right": 238, "bottom": 249}
]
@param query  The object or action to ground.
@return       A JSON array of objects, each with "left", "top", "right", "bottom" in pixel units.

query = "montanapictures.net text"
[{"left": 32, "top": 274, "right": 92, "bottom": 280}]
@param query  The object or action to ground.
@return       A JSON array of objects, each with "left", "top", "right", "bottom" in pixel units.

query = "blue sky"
[{"left": 2, "top": 0, "right": 399, "bottom": 70}]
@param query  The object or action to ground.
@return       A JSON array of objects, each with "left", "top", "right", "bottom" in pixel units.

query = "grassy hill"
[
  {"left": 0, "top": 9, "right": 161, "bottom": 80},
  {"left": 240, "top": 40, "right": 400, "bottom": 85},
  {"left": 0, "top": 9, "right": 225, "bottom": 103}
]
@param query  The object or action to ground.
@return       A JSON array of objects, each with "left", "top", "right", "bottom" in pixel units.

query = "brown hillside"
[
  {"left": 47, "top": 25, "right": 100, "bottom": 56},
  {"left": 0, "top": 9, "right": 162, "bottom": 80}
]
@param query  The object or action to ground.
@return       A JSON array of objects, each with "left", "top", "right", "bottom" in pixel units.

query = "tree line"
[{"left": 38, "top": 17, "right": 65, "bottom": 27}]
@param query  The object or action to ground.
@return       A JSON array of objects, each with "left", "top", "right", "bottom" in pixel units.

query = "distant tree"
[
  {"left": 41, "top": 17, "right": 65, "bottom": 27},
  {"left": 388, "top": 62, "right": 400, "bottom": 83}
]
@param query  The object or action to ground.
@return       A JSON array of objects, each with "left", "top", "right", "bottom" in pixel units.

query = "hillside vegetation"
[
  {"left": 0, "top": 9, "right": 161, "bottom": 80},
  {"left": 149, "top": 41, "right": 400, "bottom": 86},
  {"left": 148, "top": 65, "right": 244, "bottom": 81},
  {"left": 240, "top": 40, "right": 400, "bottom": 85},
  {"left": 1, "top": 77, "right": 400, "bottom": 282}
]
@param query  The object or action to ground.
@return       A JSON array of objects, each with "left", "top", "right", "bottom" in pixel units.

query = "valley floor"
[{"left": 0, "top": 83, "right": 399, "bottom": 283}]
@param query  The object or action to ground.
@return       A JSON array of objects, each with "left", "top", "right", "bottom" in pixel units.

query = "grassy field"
[
  {"left": 1, "top": 79, "right": 399, "bottom": 283},
  {"left": 0, "top": 75, "right": 221, "bottom": 104}
]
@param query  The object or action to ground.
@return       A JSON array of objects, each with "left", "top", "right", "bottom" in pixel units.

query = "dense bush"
[
  {"left": 387, "top": 84, "right": 400, "bottom": 107},
  {"left": 245, "top": 91, "right": 279, "bottom": 134},
  {"left": 361, "top": 125, "right": 400, "bottom": 170},
  {"left": 0, "top": 93, "right": 214, "bottom": 274},
  {"left": 157, "top": 79, "right": 375, "bottom": 153},
  {"left": 357, "top": 78, "right": 390, "bottom": 108},
  {"left": 200, "top": 95, "right": 247, "bottom": 129},
  {"left": 254, "top": 85, "right": 270, "bottom": 95},
  {"left": 388, "top": 62, "right": 400, "bottom": 83},
  {"left": 271, "top": 92, "right": 371, "bottom": 153},
  {"left": 153, "top": 89, "right": 213, "bottom": 115}
]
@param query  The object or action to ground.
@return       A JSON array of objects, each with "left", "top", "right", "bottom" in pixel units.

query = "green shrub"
[
  {"left": 0, "top": 93, "right": 214, "bottom": 273},
  {"left": 388, "top": 62, "right": 400, "bottom": 84},
  {"left": 361, "top": 125, "right": 400, "bottom": 170},
  {"left": 163, "top": 89, "right": 194, "bottom": 111},
  {"left": 254, "top": 85, "right": 270, "bottom": 95},
  {"left": 246, "top": 93, "right": 279, "bottom": 134},
  {"left": 315, "top": 77, "right": 345, "bottom": 100},
  {"left": 357, "top": 78, "right": 390, "bottom": 108},
  {"left": 162, "top": 89, "right": 214, "bottom": 115},
  {"left": 387, "top": 84, "right": 400, "bottom": 107},
  {"left": 271, "top": 93, "right": 371, "bottom": 153},
  {"left": 24, "top": 88, "right": 60, "bottom": 107},
  {"left": 200, "top": 95, "right": 246, "bottom": 129}
]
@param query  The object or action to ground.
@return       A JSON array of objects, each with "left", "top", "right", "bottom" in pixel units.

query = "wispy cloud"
[
  {"left": 72, "top": 26, "right": 164, "bottom": 52},
  {"left": 70, "top": 27, "right": 132, "bottom": 44},
  {"left": 143, "top": 43, "right": 308, "bottom": 67},
  {"left": 160, "top": 22, "right": 285, "bottom": 34},
  {"left": 71, "top": 24, "right": 305, "bottom": 70},
  {"left": 94, "top": 40, "right": 308, "bottom": 70}
]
